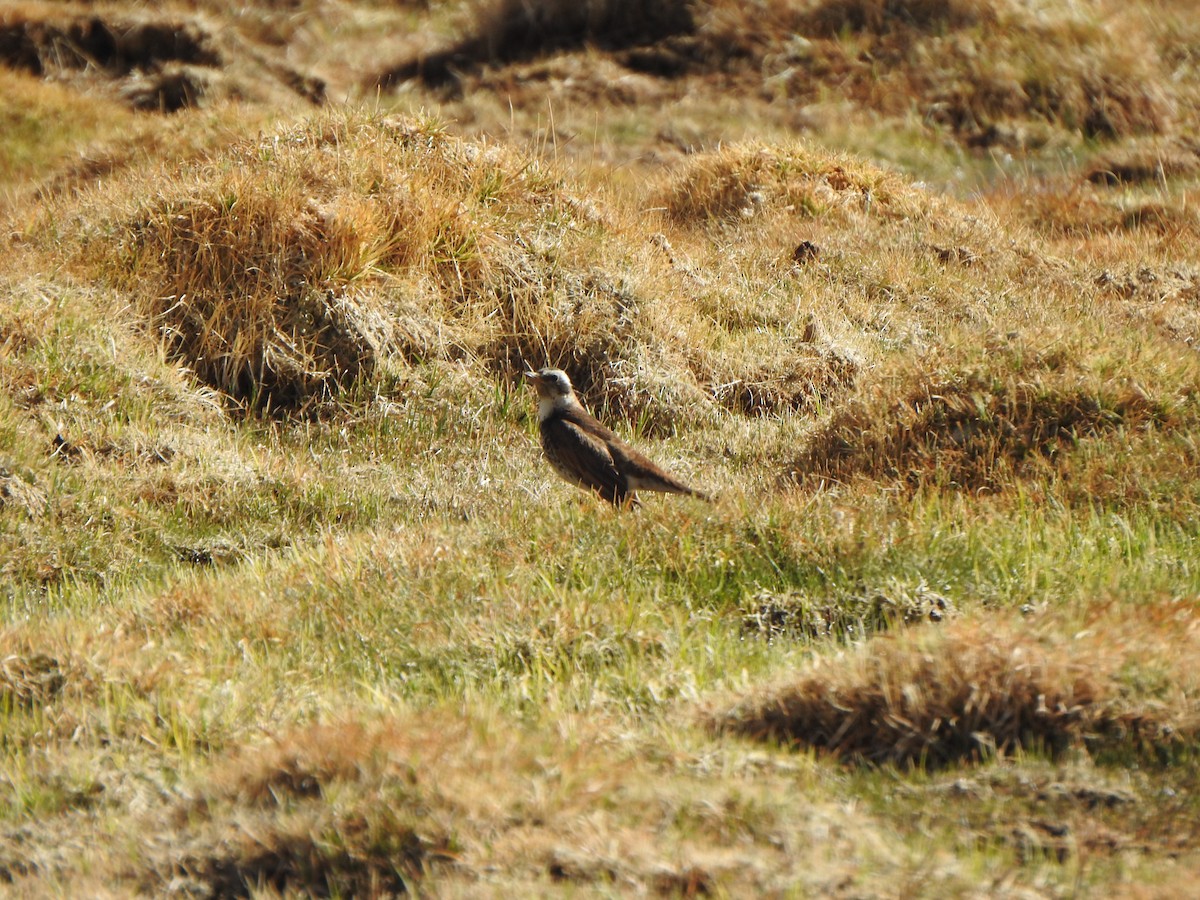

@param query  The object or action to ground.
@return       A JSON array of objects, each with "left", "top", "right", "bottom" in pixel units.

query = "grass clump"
[
  {"left": 0, "top": 6, "right": 220, "bottom": 77},
  {"left": 714, "top": 608, "right": 1200, "bottom": 768},
  {"left": 796, "top": 0, "right": 996, "bottom": 35},
  {"left": 693, "top": 0, "right": 1178, "bottom": 145},
  {"left": 1084, "top": 139, "right": 1200, "bottom": 185},
  {"left": 742, "top": 581, "right": 952, "bottom": 643},
  {"left": 0, "top": 2, "right": 326, "bottom": 112},
  {"left": 789, "top": 359, "right": 1194, "bottom": 494},
  {"left": 0, "top": 652, "right": 65, "bottom": 708},
  {"left": 654, "top": 141, "right": 921, "bottom": 224},
  {"left": 159, "top": 726, "right": 453, "bottom": 900},
  {"left": 75, "top": 113, "right": 565, "bottom": 412}
]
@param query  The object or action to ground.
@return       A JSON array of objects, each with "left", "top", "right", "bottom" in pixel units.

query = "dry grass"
[
  {"left": 715, "top": 604, "right": 1200, "bottom": 768},
  {"left": 1085, "top": 139, "right": 1200, "bottom": 186},
  {"left": 0, "top": 1, "right": 324, "bottom": 112},
  {"left": 49, "top": 111, "right": 903, "bottom": 425},
  {"left": 375, "top": 0, "right": 695, "bottom": 88},
  {"left": 67, "top": 114, "right": 584, "bottom": 411},
  {"left": 990, "top": 174, "right": 1200, "bottom": 251},
  {"left": 796, "top": 0, "right": 997, "bottom": 35},
  {"left": 742, "top": 582, "right": 953, "bottom": 642},
  {"left": 0, "top": 652, "right": 65, "bottom": 708},
  {"left": 5, "top": 1, "right": 1200, "bottom": 896},
  {"left": 380, "top": 0, "right": 1194, "bottom": 158},
  {"left": 790, "top": 359, "right": 1194, "bottom": 493},
  {"left": 696, "top": 0, "right": 1179, "bottom": 144},
  {"left": 655, "top": 141, "right": 924, "bottom": 224}
]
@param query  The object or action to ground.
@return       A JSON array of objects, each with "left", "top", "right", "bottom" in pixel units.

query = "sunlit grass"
[{"left": 2, "top": 0, "right": 1200, "bottom": 894}]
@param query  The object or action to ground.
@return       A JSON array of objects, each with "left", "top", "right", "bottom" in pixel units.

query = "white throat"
[{"left": 538, "top": 393, "right": 577, "bottom": 422}]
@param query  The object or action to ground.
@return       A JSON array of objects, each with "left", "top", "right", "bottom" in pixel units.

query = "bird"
[{"left": 524, "top": 367, "right": 711, "bottom": 507}]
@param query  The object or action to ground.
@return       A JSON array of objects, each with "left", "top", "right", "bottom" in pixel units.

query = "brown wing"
[
  {"left": 541, "top": 415, "right": 630, "bottom": 504},
  {"left": 557, "top": 405, "right": 623, "bottom": 444},
  {"left": 559, "top": 405, "right": 707, "bottom": 499},
  {"left": 608, "top": 443, "right": 708, "bottom": 497}
]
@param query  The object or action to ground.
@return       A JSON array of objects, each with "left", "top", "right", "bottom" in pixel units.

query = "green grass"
[
  {"left": 3, "top": 1, "right": 1200, "bottom": 894},
  {"left": 4, "top": 271, "right": 1200, "bottom": 891}
]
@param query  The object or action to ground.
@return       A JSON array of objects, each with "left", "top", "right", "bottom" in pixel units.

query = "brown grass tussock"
[{"left": 714, "top": 609, "right": 1200, "bottom": 768}]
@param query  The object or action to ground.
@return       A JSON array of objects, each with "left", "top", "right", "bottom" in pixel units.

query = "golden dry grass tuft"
[
  {"left": 796, "top": 0, "right": 997, "bottom": 35},
  {"left": 68, "top": 113, "right": 592, "bottom": 412},
  {"left": 0, "top": 652, "right": 65, "bottom": 708},
  {"left": 141, "top": 714, "right": 723, "bottom": 896},
  {"left": 655, "top": 141, "right": 922, "bottom": 224},
  {"left": 1085, "top": 139, "right": 1200, "bottom": 186},
  {"left": 0, "top": 4, "right": 221, "bottom": 78},
  {"left": 155, "top": 721, "right": 455, "bottom": 897},
  {"left": 790, "top": 358, "right": 1195, "bottom": 494},
  {"left": 714, "top": 604, "right": 1200, "bottom": 768},
  {"left": 990, "top": 173, "right": 1200, "bottom": 249}
]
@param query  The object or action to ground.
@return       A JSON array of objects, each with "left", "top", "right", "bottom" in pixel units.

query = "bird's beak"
[{"left": 524, "top": 371, "right": 539, "bottom": 382}]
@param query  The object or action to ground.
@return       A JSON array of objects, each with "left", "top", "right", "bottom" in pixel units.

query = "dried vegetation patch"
[
  {"left": 131, "top": 715, "right": 811, "bottom": 897},
  {"left": 655, "top": 141, "right": 924, "bottom": 224},
  {"left": 5, "top": 4, "right": 1200, "bottom": 893},
  {"left": 375, "top": 0, "right": 1194, "bottom": 155},
  {"left": 53, "top": 111, "right": 883, "bottom": 424},
  {"left": 700, "top": 0, "right": 1181, "bottom": 146},
  {"left": 70, "top": 113, "right": 620, "bottom": 413},
  {"left": 0, "top": 1, "right": 324, "bottom": 111},
  {"left": 1084, "top": 139, "right": 1200, "bottom": 186},
  {"left": 376, "top": 0, "right": 696, "bottom": 88},
  {"left": 742, "top": 582, "right": 953, "bottom": 643},
  {"left": 715, "top": 604, "right": 1200, "bottom": 768},
  {"left": 139, "top": 728, "right": 411, "bottom": 894},
  {"left": 790, "top": 358, "right": 1196, "bottom": 495},
  {"left": 994, "top": 176, "right": 1200, "bottom": 248}
]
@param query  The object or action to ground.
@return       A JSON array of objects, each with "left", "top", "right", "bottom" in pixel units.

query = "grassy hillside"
[{"left": 3, "top": 0, "right": 1200, "bottom": 895}]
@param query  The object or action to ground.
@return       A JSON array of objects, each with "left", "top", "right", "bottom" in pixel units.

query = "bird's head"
[{"left": 524, "top": 367, "right": 575, "bottom": 402}]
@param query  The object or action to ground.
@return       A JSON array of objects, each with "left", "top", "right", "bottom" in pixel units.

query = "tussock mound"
[
  {"left": 1085, "top": 140, "right": 1200, "bottom": 185},
  {"left": 65, "top": 113, "right": 872, "bottom": 421},
  {"left": 95, "top": 116, "right": 532, "bottom": 410},
  {"left": 709, "top": 348, "right": 859, "bottom": 417},
  {"left": 160, "top": 722, "right": 453, "bottom": 895},
  {"left": 719, "top": 0, "right": 1175, "bottom": 144},
  {"left": 0, "top": 11, "right": 220, "bottom": 76},
  {"left": 713, "top": 612, "right": 1198, "bottom": 768},
  {"left": 790, "top": 363, "right": 1183, "bottom": 491},
  {"left": 1004, "top": 197, "right": 1200, "bottom": 246},
  {"left": 72, "top": 114, "right": 704, "bottom": 416},
  {"left": 655, "top": 142, "right": 923, "bottom": 224},
  {"left": 0, "top": 652, "right": 65, "bottom": 707}
]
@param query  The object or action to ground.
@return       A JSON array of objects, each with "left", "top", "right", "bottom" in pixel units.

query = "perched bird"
[{"left": 525, "top": 367, "right": 711, "bottom": 506}]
